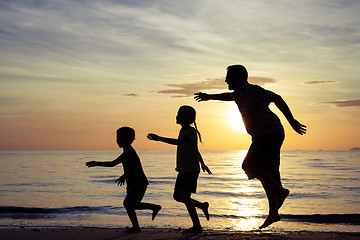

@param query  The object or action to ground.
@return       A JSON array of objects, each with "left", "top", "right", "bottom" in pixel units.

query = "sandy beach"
[{"left": 1, "top": 227, "right": 359, "bottom": 240}]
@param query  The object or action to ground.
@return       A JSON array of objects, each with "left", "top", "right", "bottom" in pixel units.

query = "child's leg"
[
  {"left": 184, "top": 193, "right": 201, "bottom": 229},
  {"left": 191, "top": 199, "right": 210, "bottom": 220},
  {"left": 123, "top": 204, "right": 141, "bottom": 231},
  {"left": 134, "top": 202, "right": 162, "bottom": 220},
  {"left": 174, "top": 190, "right": 201, "bottom": 229},
  {"left": 123, "top": 203, "right": 161, "bottom": 232},
  {"left": 123, "top": 185, "right": 147, "bottom": 232}
]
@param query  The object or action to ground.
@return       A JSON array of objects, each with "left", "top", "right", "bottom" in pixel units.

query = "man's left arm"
[{"left": 273, "top": 94, "right": 307, "bottom": 135}]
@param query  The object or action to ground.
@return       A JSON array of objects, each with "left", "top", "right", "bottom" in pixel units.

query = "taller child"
[
  {"left": 195, "top": 65, "right": 306, "bottom": 229},
  {"left": 147, "top": 105, "right": 212, "bottom": 233}
]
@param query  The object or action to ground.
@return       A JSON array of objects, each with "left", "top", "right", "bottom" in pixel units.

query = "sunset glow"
[
  {"left": 0, "top": 1, "right": 359, "bottom": 150},
  {"left": 228, "top": 108, "right": 247, "bottom": 134}
]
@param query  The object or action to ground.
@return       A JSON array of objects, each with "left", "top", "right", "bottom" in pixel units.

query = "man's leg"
[
  {"left": 257, "top": 172, "right": 289, "bottom": 229},
  {"left": 258, "top": 173, "right": 281, "bottom": 229}
]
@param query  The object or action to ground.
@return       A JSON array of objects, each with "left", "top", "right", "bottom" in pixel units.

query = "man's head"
[
  {"left": 225, "top": 65, "right": 248, "bottom": 90},
  {"left": 116, "top": 127, "right": 135, "bottom": 147}
]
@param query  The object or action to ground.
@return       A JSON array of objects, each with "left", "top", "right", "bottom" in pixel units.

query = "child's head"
[
  {"left": 116, "top": 127, "right": 135, "bottom": 147},
  {"left": 176, "top": 105, "right": 202, "bottom": 142},
  {"left": 176, "top": 105, "right": 196, "bottom": 125},
  {"left": 226, "top": 65, "right": 248, "bottom": 90}
]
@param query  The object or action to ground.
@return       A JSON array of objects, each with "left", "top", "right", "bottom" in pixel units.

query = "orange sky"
[{"left": 1, "top": 1, "right": 359, "bottom": 151}]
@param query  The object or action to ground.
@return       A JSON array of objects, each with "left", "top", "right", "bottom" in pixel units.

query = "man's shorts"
[
  {"left": 174, "top": 171, "right": 199, "bottom": 193},
  {"left": 123, "top": 184, "right": 147, "bottom": 208},
  {"left": 242, "top": 133, "right": 284, "bottom": 183}
]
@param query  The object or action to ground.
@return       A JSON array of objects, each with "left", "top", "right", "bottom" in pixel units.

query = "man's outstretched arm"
[
  {"left": 273, "top": 95, "right": 307, "bottom": 135},
  {"left": 194, "top": 92, "right": 233, "bottom": 102}
]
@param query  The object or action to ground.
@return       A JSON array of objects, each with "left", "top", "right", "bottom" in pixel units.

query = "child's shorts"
[
  {"left": 174, "top": 171, "right": 199, "bottom": 193},
  {"left": 123, "top": 184, "right": 147, "bottom": 207}
]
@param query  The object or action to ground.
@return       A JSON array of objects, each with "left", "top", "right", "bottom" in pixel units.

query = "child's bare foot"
[
  {"left": 259, "top": 213, "right": 281, "bottom": 229},
  {"left": 201, "top": 202, "right": 210, "bottom": 220},
  {"left": 277, "top": 188, "right": 290, "bottom": 209},
  {"left": 125, "top": 226, "right": 141, "bottom": 233},
  {"left": 183, "top": 226, "right": 203, "bottom": 234},
  {"left": 152, "top": 205, "right": 161, "bottom": 220}
]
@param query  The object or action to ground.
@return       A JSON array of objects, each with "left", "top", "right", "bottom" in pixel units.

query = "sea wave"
[
  {"left": 1, "top": 206, "right": 359, "bottom": 225},
  {"left": 0, "top": 206, "right": 112, "bottom": 219},
  {"left": 282, "top": 214, "right": 360, "bottom": 224}
]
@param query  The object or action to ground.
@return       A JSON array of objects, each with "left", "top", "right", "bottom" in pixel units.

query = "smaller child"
[
  {"left": 147, "top": 105, "right": 212, "bottom": 233},
  {"left": 86, "top": 127, "right": 161, "bottom": 233}
]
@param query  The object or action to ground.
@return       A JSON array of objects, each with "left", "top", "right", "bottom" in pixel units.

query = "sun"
[{"left": 228, "top": 108, "right": 247, "bottom": 133}]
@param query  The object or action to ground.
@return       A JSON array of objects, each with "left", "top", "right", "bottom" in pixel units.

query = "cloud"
[
  {"left": 123, "top": 93, "right": 141, "bottom": 97},
  {"left": 324, "top": 100, "right": 360, "bottom": 108},
  {"left": 0, "top": 0, "right": 197, "bottom": 65},
  {"left": 304, "top": 81, "right": 339, "bottom": 85},
  {"left": 157, "top": 77, "right": 278, "bottom": 97},
  {"left": 157, "top": 78, "right": 224, "bottom": 98},
  {"left": 249, "top": 77, "right": 278, "bottom": 85},
  {"left": 0, "top": 97, "right": 22, "bottom": 107}
]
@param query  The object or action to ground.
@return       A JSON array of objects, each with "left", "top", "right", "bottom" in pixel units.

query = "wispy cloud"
[
  {"left": 157, "top": 77, "right": 278, "bottom": 97},
  {"left": 157, "top": 78, "right": 224, "bottom": 98},
  {"left": 324, "top": 99, "right": 360, "bottom": 108},
  {"left": 0, "top": 0, "right": 198, "bottom": 66},
  {"left": 304, "top": 81, "right": 339, "bottom": 85},
  {"left": 123, "top": 93, "right": 141, "bottom": 97},
  {"left": 249, "top": 77, "right": 278, "bottom": 85}
]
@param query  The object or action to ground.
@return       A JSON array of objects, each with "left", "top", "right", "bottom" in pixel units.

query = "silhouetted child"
[
  {"left": 147, "top": 105, "right": 212, "bottom": 234},
  {"left": 86, "top": 127, "right": 161, "bottom": 233},
  {"left": 195, "top": 65, "right": 306, "bottom": 229}
]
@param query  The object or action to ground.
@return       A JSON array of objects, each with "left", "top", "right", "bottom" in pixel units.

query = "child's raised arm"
[{"left": 194, "top": 92, "right": 233, "bottom": 102}]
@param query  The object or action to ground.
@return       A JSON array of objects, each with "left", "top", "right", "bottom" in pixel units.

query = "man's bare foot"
[
  {"left": 201, "top": 202, "right": 210, "bottom": 220},
  {"left": 152, "top": 205, "right": 161, "bottom": 220},
  {"left": 277, "top": 188, "right": 290, "bottom": 209},
  {"left": 259, "top": 213, "right": 281, "bottom": 229}
]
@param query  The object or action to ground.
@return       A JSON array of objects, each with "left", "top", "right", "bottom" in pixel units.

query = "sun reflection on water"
[
  {"left": 211, "top": 150, "right": 268, "bottom": 231},
  {"left": 228, "top": 184, "right": 267, "bottom": 230}
]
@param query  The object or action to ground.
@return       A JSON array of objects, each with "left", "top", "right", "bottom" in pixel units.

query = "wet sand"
[{"left": 1, "top": 227, "right": 359, "bottom": 240}]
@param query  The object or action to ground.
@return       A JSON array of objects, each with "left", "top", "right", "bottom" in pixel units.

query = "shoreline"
[{"left": 1, "top": 227, "right": 360, "bottom": 240}]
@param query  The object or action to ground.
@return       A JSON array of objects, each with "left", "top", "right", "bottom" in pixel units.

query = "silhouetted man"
[{"left": 195, "top": 65, "right": 306, "bottom": 229}]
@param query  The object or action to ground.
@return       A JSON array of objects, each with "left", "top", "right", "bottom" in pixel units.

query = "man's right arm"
[{"left": 194, "top": 92, "right": 233, "bottom": 102}]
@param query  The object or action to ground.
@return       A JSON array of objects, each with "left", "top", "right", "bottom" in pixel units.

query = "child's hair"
[
  {"left": 116, "top": 126, "right": 136, "bottom": 144},
  {"left": 179, "top": 105, "right": 202, "bottom": 142}
]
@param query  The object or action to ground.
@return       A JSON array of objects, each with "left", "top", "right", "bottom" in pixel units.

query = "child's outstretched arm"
[
  {"left": 194, "top": 92, "right": 233, "bottom": 102},
  {"left": 86, "top": 157, "right": 122, "bottom": 168},
  {"left": 147, "top": 133, "right": 179, "bottom": 145},
  {"left": 273, "top": 94, "right": 307, "bottom": 135},
  {"left": 198, "top": 151, "right": 212, "bottom": 174}
]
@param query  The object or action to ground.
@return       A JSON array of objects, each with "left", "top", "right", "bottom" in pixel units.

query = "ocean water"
[{"left": 0, "top": 150, "right": 359, "bottom": 232}]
